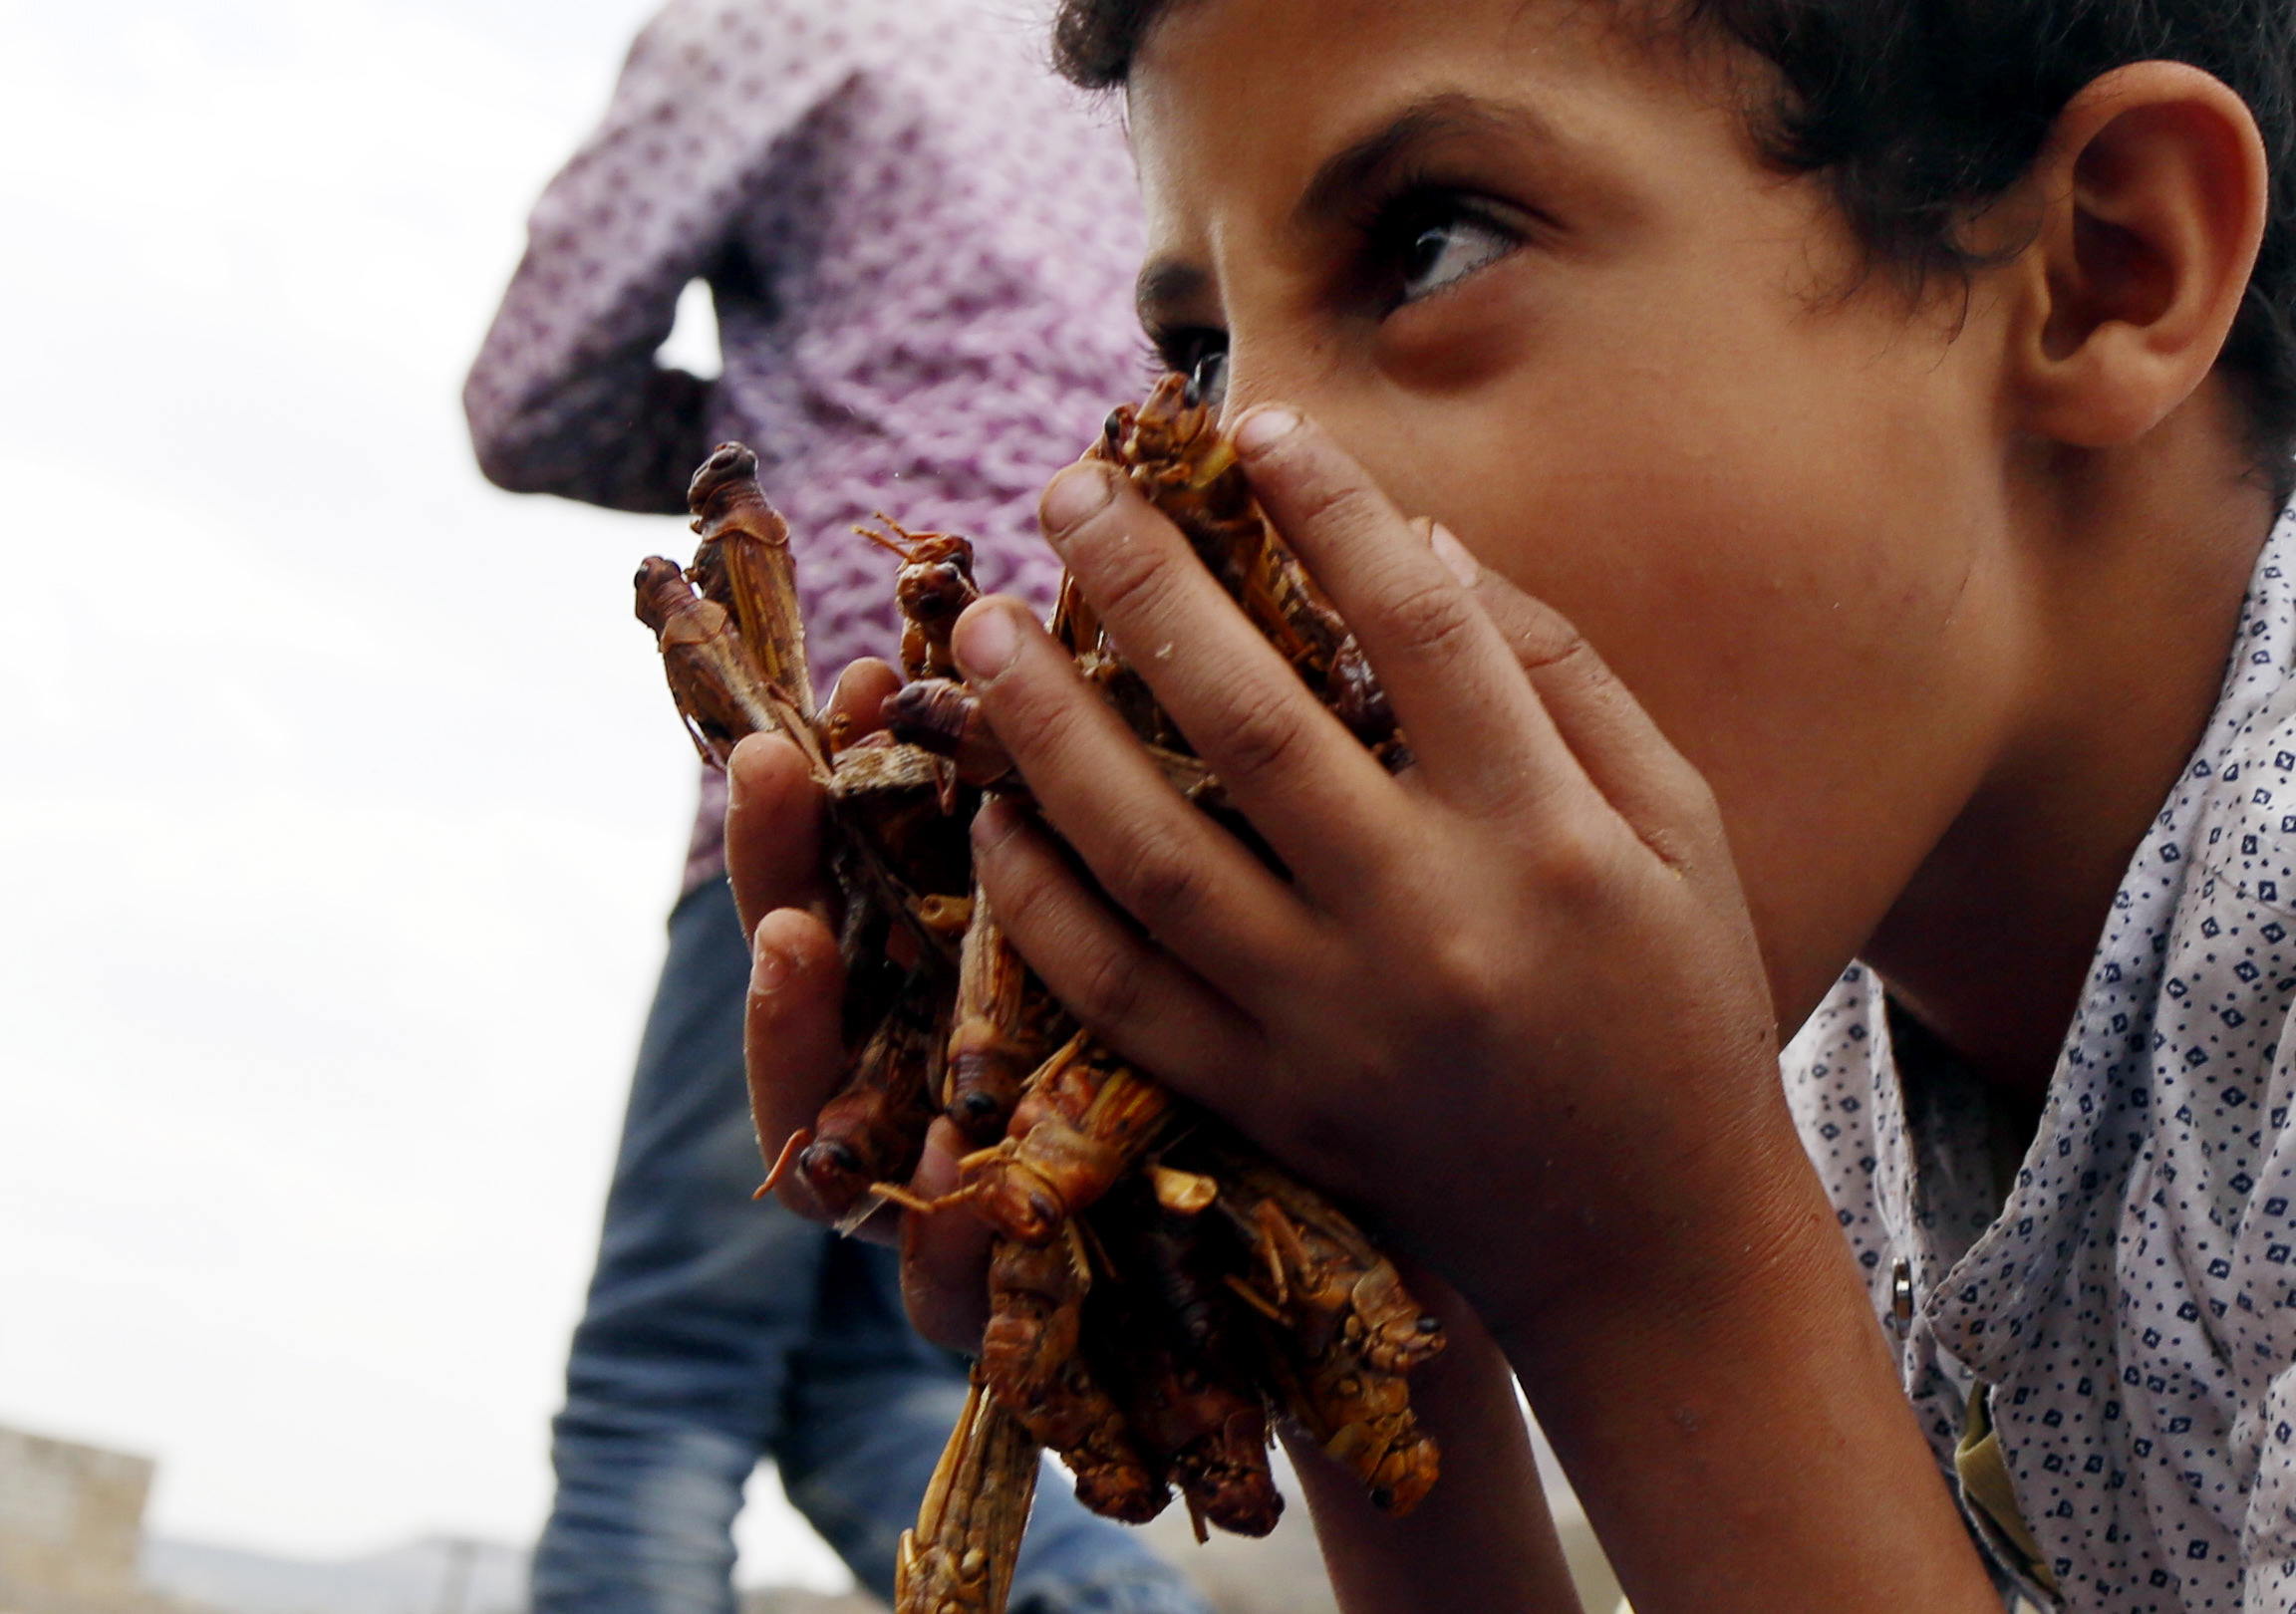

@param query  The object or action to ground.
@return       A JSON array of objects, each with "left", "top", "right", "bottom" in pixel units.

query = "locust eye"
[{"left": 802, "top": 1141, "right": 861, "bottom": 1179}]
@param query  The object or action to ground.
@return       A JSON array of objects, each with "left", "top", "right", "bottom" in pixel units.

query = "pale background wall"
[{"left": 0, "top": 1427, "right": 154, "bottom": 1612}]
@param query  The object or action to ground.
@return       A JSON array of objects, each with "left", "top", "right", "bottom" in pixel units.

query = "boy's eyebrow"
[
  {"left": 1294, "top": 93, "right": 1561, "bottom": 226},
  {"left": 1131, "top": 94, "right": 1564, "bottom": 334}
]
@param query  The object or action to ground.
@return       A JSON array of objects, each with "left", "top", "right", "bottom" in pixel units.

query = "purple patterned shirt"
[{"left": 465, "top": 0, "right": 1147, "bottom": 892}]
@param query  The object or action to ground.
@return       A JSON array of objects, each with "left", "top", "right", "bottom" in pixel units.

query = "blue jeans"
[{"left": 531, "top": 879, "right": 1205, "bottom": 1614}]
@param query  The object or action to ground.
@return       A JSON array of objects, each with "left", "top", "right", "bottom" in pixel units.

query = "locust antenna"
[
  {"left": 855, "top": 515, "right": 919, "bottom": 562},
  {"left": 755, "top": 1129, "right": 809, "bottom": 1198}
]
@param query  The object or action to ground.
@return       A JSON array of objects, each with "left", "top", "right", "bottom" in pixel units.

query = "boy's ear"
[{"left": 2004, "top": 62, "right": 2268, "bottom": 447}]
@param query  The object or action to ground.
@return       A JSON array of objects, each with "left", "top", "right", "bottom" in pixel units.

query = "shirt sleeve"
[{"left": 461, "top": 0, "right": 880, "bottom": 513}]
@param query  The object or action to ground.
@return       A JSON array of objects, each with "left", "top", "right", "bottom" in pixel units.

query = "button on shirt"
[
  {"left": 1787, "top": 501, "right": 2296, "bottom": 1611},
  {"left": 463, "top": 0, "right": 1147, "bottom": 892}
]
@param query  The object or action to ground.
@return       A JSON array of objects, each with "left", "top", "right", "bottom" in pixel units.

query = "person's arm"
[{"left": 462, "top": 0, "right": 876, "bottom": 512}]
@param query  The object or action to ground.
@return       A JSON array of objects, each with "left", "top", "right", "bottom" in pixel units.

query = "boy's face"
[{"left": 1127, "top": 0, "right": 2034, "bottom": 1018}]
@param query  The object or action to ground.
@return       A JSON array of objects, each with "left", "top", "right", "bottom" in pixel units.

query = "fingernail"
[
  {"left": 751, "top": 931, "right": 793, "bottom": 992},
  {"left": 954, "top": 602, "right": 1019, "bottom": 680},
  {"left": 1232, "top": 406, "right": 1300, "bottom": 459},
  {"left": 1428, "top": 522, "right": 1480, "bottom": 587},
  {"left": 1040, "top": 462, "right": 1115, "bottom": 538}
]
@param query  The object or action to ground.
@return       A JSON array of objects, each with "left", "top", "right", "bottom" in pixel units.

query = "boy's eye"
[
  {"left": 1396, "top": 209, "right": 1518, "bottom": 305},
  {"left": 1371, "top": 190, "right": 1525, "bottom": 309}
]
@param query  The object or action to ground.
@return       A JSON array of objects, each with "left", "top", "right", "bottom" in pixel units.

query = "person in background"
[{"left": 462, "top": 5, "right": 1207, "bottom": 1613}]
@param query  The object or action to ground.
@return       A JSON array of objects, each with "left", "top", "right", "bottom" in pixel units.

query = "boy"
[{"left": 726, "top": 0, "right": 2296, "bottom": 1608}]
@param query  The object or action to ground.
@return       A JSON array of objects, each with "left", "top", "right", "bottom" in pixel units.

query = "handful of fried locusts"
[{"left": 633, "top": 377, "right": 1445, "bottom": 1614}]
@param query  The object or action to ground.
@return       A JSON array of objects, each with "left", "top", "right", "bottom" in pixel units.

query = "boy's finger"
[
  {"left": 743, "top": 905, "right": 849, "bottom": 1223},
  {"left": 953, "top": 598, "right": 1320, "bottom": 974},
  {"left": 824, "top": 657, "right": 902, "bottom": 736},
  {"left": 724, "top": 733, "right": 831, "bottom": 941},
  {"left": 1233, "top": 409, "right": 1584, "bottom": 822},
  {"left": 1020, "top": 461, "right": 1399, "bottom": 900},
  {"left": 971, "top": 798, "right": 1277, "bottom": 1105},
  {"left": 1451, "top": 540, "right": 1720, "bottom": 868},
  {"left": 902, "top": 1121, "right": 993, "bottom": 1350}
]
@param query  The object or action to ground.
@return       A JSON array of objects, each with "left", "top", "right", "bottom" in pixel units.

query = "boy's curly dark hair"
[{"left": 1052, "top": 0, "right": 2296, "bottom": 490}]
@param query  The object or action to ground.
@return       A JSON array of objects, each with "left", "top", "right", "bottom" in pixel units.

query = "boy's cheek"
[
  {"left": 1365, "top": 268, "right": 1548, "bottom": 398},
  {"left": 1307, "top": 365, "right": 2009, "bottom": 1003},
  {"left": 1324, "top": 289, "right": 1997, "bottom": 724}
]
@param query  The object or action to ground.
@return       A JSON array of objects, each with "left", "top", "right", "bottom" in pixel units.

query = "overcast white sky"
[{"left": 0, "top": 0, "right": 849, "bottom": 1585}]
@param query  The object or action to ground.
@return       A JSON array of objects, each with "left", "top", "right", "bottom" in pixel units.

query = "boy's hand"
[
  {"left": 725, "top": 657, "right": 903, "bottom": 1235},
  {"left": 948, "top": 407, "right": 1798, "bottom": 1333}
]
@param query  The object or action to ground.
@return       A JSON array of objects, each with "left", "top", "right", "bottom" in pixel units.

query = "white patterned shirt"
[{"left": 1787, "top": 502, "right": 2296, "bottom": 1611}]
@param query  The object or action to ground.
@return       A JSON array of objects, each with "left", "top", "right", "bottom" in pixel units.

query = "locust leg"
[
  {"left": 982, "top": 1230, "right": 1168, "bottom": 1524},
  {"left": 896, "top": 1370, "right": 1040, "bottom": 1614}
]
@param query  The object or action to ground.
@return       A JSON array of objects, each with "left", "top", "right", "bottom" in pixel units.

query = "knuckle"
[
  {"left": 1498, "top": 590, "right": 1607, "bottom": 689},
  {"left": 984, "top": 841, "right": 1062, "bottom": 938},
  {"left": 1110, "top": 826, "right": 1215, "bottom": 935},
  {"left": 1073, "top": 519, "right": 1179, "bottom": 627},
  {"left": 994, "top": 666, "right": 1096, "bottom": 770},
  {"left": 1532, "top": 819, "right": 1623, "bottom": 911},
  {"left": 1065, "top": 935, "right": 1147, "bottom": 1029},
  {"left": 1642, "top": 768, "right": 1727, "bottom": 872},
  {"left": 1378, "top": 575, "right": 1481, "bottom": 667},
  {"left": 1209, "top": 690, "right": 1313, "bottom": 784},
  {"left": 1279, "top": 458, "right": 1383, "bottom": 538},
  {"left": 1661, "top": 761, "right": 1723, "bottom": 830},
  {"left": 1418, "top": 932, "right": 1510, "bottom": 1023},
  {"left": 1517, "top": 618, "right": 1595, "bottom": 678}
]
